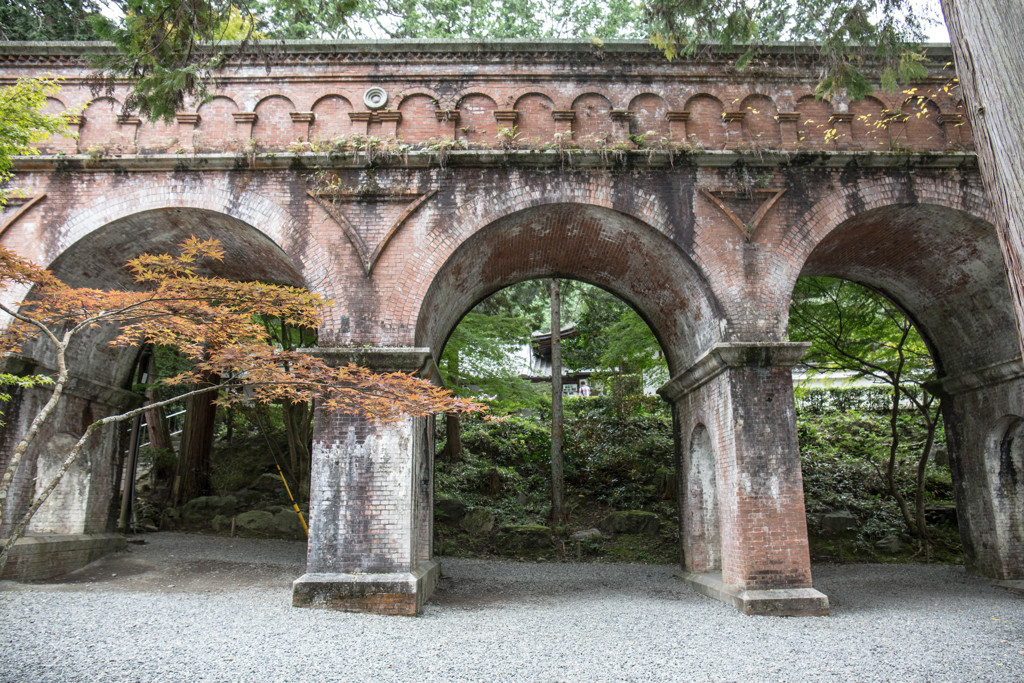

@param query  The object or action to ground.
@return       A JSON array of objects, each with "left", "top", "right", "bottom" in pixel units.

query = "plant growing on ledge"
[{"left": 0, "top": 237, "right": 482, "bottom": 573}]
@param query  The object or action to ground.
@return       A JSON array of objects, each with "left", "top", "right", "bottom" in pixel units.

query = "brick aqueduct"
[{"left": 1, "top": 40, "right": 1021, "bottom": 616}]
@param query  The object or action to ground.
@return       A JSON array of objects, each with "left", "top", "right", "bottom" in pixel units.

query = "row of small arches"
[{"left": 39, "top": 87, "right": 974, "bottom": 154}]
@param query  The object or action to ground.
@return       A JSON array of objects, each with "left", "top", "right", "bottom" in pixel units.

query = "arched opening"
[
  {"left": 683, "top": 424, "right": 720, "bottom": 572},
  {"left": 791, "top": 201, "right": 1024, "bottom": 578},
  {"left": 416, "top": 201, "right": 726, "bottom": 574},
  {"left": 432, "top": 278, "right": 678, "bottom": 562},
  {"left": 2, "top": 207, "right": 313, "bottom": 551}
]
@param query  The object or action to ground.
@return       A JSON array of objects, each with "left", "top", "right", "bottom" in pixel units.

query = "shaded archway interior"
[
  {"left": 415, "top": 203, "right": 726, "bottom": 377},
  {"left": 26, "top": 208, "right": 307, "bottom": 389},
  {"left": 798, "top": 203, "right": 1018, "bottom": 378}
]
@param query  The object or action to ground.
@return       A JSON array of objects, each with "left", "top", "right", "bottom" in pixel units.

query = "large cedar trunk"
[
  {"left": 550, "top": 278, "right": 566, "bottom": 526},
  {"left": 173, "top": 377, "right": 218, "bottom": 505},
  {"left": 941, "top": 1, "right": 1024, "bottom": 352}
]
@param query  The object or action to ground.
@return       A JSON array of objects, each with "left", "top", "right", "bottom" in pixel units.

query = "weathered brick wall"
[
  {"left": 0, "top": 43, "right": 973, "bottom": 157},
  {"left": 0, "top": 357, "right": 138, "bottom": 539},
  {"left": 665, "top": 343, "right": 812, "bottom": 590},
  {"left": 938, "top": 365, "right": 1024, "bottom": 580}
]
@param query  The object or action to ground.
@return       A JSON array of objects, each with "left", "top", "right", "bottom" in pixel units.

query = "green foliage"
[
  {"left": 439, "top": 279, "right": 666, "bottom": 414},
  {"left": 266, "top": 0, "right": 645, "bottom": 40},
  {"left": 90, "top": 0, "right": 358, "bottom": 122},
  {"left": 790, "top": 277, "right": 935, "bottom": 387},
  {"left": 791, "top": 276, "right": 943, "bottom": 540},
  {"left": 87, "top": 0, "right": 641, "bottom": 121},
  {"left": 646, "top": 1, "right": 935, "bottom": 100},
  {"left": 458, "top": 413, "right": 551, "bottom": 467},
  {"left": 562, "top": 284, "right": 668, "bottom": 395},
  {"left": 440, "top": 310, "right": 540, "bottom": 410},
  {"left": 0, "top": 78, "right": 76, "bottom": 205},
  {"left": 799, "top": 407, "right": 958, "bottom": 561},
  {"left": 0, "top": 0, "right": 110, "bottom": 41},
  {"left": 795, "top": 385, "right": 896, "bottom": 413},
  {"left": 434, "top": 386, "right": 961, "bottom": 564},
  {"left": 563, "top": 395, "right": 674, "bottom": 511},
  {"left": 0, "top": 373, "right": 55, "bottom": 426}
]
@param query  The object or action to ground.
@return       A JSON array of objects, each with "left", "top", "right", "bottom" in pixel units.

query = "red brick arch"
[
  {"left": 412, "top": 201, "right": 726, "bottom": 375},
  {"left": 43, "top": 180, "right": 337, "bottom": 301},
  {"left": 779, "top": 176, "right": 1007, "bottom": 376}
]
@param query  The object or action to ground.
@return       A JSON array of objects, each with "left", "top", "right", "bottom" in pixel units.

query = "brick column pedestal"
[
  {"left": 777, "top": 112, "right": 799, "bottom": 149},
  {"left": 231, "top": 111, "right": 257, "bottom": 140},
  {"left": 931, "top": 358, "right": 1024, "bottom": 580},
  {"left": 609, "top": 110, "right": 634, "bottom": 145},
  {"left": 292, "top": 347, "right": 438, "bottom": 615},
  {"left": 175, "top": 113, "right": 200, "bottom": 153},
  {"left": 290, "top": 111, "right": 315, "bottom": 142},
  {"left": 660, "top": 342, "right": 829, "bottom": 616},
  {"left": 938, "top": 112, "right": 966, "bottom": 150},
  {"left": 434, "top": 110, "right": 460, "bottom": 138},
  {"left": 376, "top": 111, "right": 402, "bottom": 140},
  {"left": 551, "top": 110, "right": 575, "bottom": 137},
  {"left": 723, "top": 112, "right": 746, "bottom": 149},
  {"left": 828, "top": 112, "right": 858, "bottom": 150}
]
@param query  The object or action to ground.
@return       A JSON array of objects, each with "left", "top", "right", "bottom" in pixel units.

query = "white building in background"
[{"left": 521, "top": 327, "right": 660, "bottom": 396}]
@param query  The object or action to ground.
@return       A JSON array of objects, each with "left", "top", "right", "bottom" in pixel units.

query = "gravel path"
[{"left": 1, "top": 533, "right": 1022, "bottom": 682}]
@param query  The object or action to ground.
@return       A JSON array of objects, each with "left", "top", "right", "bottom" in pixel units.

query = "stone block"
[
  {"left": 435, "top": 496, "right": 468, "bottom": 525},
  {"left": 293, "top": 561, "right": 440, "bottom": 616},
  {"left": 821, "top": 510, "right": 858, "bottom": 535},
  {"left": 235, "top": 510, "right": 275, "bottom": 535},
  {"left": 460, "top": 508, "right": 494, "bottom": 535},
  {"left": 497, "top": 525, "right": 553, "bottom": 554},
  {"left": 599, "top": 510, "right": 660, "bottom": 535}
]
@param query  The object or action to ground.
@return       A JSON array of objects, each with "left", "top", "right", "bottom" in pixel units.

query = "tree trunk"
[
  {"left": 281, "top": 399, "right": 313, "bottom": 501},
  {"left": 173, "top": 375, "right": 218, "bottom": 505},
  {"left": 441, "top": 413, "right": 463, "bottom": 463},
  {"left": 941, "top": 1, "right": 1024, "bottom": 352},
  {"left": 441, "top": 349, "right": 463, "bottom": 463},
  {"left": 143, "top": 385, "right": 174, "bottom": 457},
  {"left": 550, "top": 278, "right": 566, "bottom": 526}
]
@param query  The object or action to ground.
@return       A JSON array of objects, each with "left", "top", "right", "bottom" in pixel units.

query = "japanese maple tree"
[{"left": 0, "top": 237, "right": 481, "bottom": 571}]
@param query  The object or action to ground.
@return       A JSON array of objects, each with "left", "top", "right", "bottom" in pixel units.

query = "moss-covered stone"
[
  {"left": 435, "top": 496, "right": 468, "bottom": 524},
  {"left": 460, "top": 508, "right": 495, "bottom": 535},
  {"left": 273, "top": 509, "right": 307, "bottom": 539},
  {"left": 599, "top": 510, "right": 660, "bottom": 535},
  {"left": 497, "top": 525, "right": 553, "bottom": 555},
  {"left": 235, "top": 510, "right": 275, "bottom": 536}
]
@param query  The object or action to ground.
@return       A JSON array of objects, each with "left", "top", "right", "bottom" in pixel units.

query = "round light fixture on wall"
[{"left": 363, "top": 87, "right": 388, "bottom": 110}]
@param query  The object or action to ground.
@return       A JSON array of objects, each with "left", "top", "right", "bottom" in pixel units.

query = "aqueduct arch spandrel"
[{"left": 1, "top": 40, "right": 1021, "bottom": 616}]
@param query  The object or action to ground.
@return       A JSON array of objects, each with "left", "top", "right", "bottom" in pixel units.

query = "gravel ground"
[{"left": 1, "top": 533, "right": 1023, "bottom": 682}]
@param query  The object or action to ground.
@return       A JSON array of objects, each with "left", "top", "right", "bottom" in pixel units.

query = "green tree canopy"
[
  {"left": 789, "top": 276, "right": 941, "bottom": 539},
  {"left": 0, "top": 0, "right": 110, "bottom": 41},
  {"left": 0, "top": 78, "right": 76, "bottom": 206},
  {"left": 645, "top": 0, "right": 936, "bottom": 99}
]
